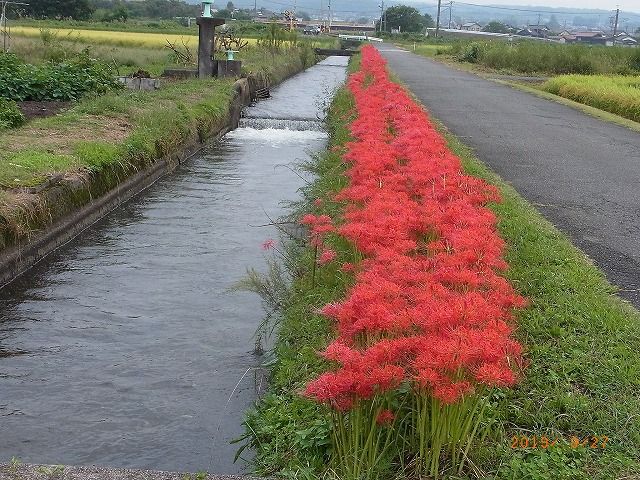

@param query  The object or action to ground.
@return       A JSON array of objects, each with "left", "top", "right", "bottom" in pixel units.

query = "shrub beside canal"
[
  {"left": 243, "top": 47, "right": 640, "bottom": 479},
  {"left": 0, "top": 52, "right": 121, "bottom": 102}
]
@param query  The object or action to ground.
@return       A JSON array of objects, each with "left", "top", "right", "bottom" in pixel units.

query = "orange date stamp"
[{"left": 510, "top": 435, "right": 609, "bottom": 450}]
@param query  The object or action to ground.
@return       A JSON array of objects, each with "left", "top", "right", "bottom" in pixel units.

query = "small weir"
[{"left": 0, "top": 57, "right": 348, "bottom": 474}]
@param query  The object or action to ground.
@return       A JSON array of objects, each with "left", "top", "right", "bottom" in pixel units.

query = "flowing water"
[{"left": 0, "top": 56, "right": 348, "bottom": 473}]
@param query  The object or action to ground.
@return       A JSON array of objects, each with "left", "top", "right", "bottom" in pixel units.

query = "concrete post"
[{"left": 196, "top": 17, "right": 225, "bottom": 79}]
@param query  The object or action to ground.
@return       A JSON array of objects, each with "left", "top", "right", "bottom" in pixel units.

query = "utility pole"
[
  {"left": 1, "top": 1, "right": 6, "bottom": 53},
  {"left": 448, "top": 1, "right": 453, "bottom": 29},
  {"left": 435, "top": 0, "right": 442, "bottom": 37},
  {"left": 1, "top": 0, "right": 28, "bottom": 53},
  {"left": 613, "top": 7, "right": 619, "bottom": 45},
  {"left": 379, "top": 0, "right": 384, "bottom": 34},
  {"left": 253, "top": 0, "right": 256, "bottom": 13},
  {"left": 327, "top": 0, "right": 331, "bottom": 32}
]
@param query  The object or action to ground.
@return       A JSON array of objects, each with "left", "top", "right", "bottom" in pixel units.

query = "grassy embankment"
[
  {"left": 446, "top": 40, "right": 640, "bottom": 75},
  {"left": 0, "top": 41, "right": 317, "bottom": 250},
  {"left": 242, "top": 56, "right": 640, "bottom": 479}
]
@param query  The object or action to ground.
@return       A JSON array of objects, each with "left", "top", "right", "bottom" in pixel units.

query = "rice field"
[
  {"left": 542, "top": 75, "right": 640, "bottom": 123},
  {"left": 9, "top": 26, "right": 258, "bottom": 49}
]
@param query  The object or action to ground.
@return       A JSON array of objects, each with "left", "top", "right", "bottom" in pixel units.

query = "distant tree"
[
  {"left": 101, "top": 0, "right": 128, "bottom": 21},
  {"left": 226, "top": 1, "right": 234, "bottom": 11},
  {"left": 29, "top": 0, "right": 95, "bottom": 19},
  {"left": 298, "top": 10, "right": 311, "bottom": 21},
  {"left": 423, "top": 13, "right": 434, "bottom": 28},
  {"left": 233, "top": 9, "right": 252, "bottom": 21},
  {"left": 483, "top": 21, "right": 510, "bottom": 33},
  {"left": 383, "top": 5, "right": 428, "bottom": 33}
]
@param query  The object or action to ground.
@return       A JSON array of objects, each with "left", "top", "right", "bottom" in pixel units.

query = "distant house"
[
  {"left": 461, "top": 22, "right": 481, "bottom": 32},
  {"left": 560, "top": 31, "right": 608, "bottom": 45},
  {"left": 614, "top": 32, "right": 638, "bottom": 46},
  {"left": 527, "top": 24, "right": 550, "bottom": 38},
  {"left": 516, "top": 28, "right": 533, "bottom": 37}
]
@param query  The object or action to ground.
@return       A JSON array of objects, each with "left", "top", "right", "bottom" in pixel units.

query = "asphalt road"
[{"left": 377, "top": 44, "right": 640, "bottom": 308}]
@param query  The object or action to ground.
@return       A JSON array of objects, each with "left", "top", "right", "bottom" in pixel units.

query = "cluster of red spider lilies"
[{"left": 300, "top": 46, "right": 527, "bottom": 478}]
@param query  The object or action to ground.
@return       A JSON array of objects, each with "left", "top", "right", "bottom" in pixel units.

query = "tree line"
[
  {"left": 20, "top": 1, "right": 435, "bottom": 29},
  {"left": 17, "top": 0, "right": 200, "bottom": 21}
]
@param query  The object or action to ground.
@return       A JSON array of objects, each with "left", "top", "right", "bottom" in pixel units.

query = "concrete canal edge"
[
  {"left": 0, "top": 62, "right": 308, "bottom": 287},
  {"left": 0, "top": 464, "right": 266, "bottom": 480}
]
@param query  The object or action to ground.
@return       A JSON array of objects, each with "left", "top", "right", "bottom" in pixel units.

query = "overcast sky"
[{"left": 410, "top": 0, "right": 640, "bottom": 13}]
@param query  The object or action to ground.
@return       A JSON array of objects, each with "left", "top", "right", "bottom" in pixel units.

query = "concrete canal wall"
[
  {"left": 0, "top": 464, "right": 265, "bottom": 480},
  {"left": 0, "top": 62, "right": 310, "bottom": 287}
]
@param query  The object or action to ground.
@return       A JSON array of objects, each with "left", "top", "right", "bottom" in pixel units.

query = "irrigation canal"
[{"left": 0, "top": 56, "right": 348, "bottom": 474}]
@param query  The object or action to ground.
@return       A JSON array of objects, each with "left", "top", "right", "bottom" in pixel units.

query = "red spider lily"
[
  {"left": 303, "top": 45, "right": 526, "bottom": 410},
  {"left": 261, "top": 239, "right": 275, "bottom": 250},
  {"left": 318, "top": 249, "right": 338, "bottom": 265},
  {"left": 376, "top": 409, "right": 395, "bottom": 426}
]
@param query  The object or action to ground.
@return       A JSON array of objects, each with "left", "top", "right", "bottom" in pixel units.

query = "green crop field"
[{"left": 542, "top": 75, "right": 640, "bottom": 123}]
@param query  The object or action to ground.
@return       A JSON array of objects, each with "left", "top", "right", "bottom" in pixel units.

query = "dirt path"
[{"left": 378, "top": 44, "right": 640, "bottom": 307}]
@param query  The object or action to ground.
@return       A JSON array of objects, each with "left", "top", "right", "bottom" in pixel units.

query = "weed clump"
[
  {"left": 0, "top": 51, "right": 121, "bottom": 102},
  {"left": 0, "top": 99, "right": 26, "bottom": 130}
]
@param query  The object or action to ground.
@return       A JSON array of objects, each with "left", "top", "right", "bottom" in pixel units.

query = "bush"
[
  {"left": 0, "top": 98, "right": 26, "bottom": 130},
  {"left": 459, "top": 41, "right": 483, "bottom": 63},
  {"left": 0, "top": 52, "right": 121, "bottom": 102}
]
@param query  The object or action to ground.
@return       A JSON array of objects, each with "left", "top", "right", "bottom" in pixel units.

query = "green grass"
[
  {"left": 0, "top": 77, "right": 235, "bottom": 188},
  {"left": 244, "top": 60, "right": 640, "bottom": 479},
  {"left": 435, "top": 40, "right": 640, "bottom": 76},
  {"left": 0, "top": 150, "right": 78, "bottom": 187},
  {"left": 541, "top": 75, "right": 640, "bottom": 123},
  {"left": 392, "top": 42, "right": 453, "bottom": 58},
  {"left": 441, "top": 125, "right": 640, "bottom": 479}
]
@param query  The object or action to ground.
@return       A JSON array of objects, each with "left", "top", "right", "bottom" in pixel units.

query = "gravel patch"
[{"left": 0, "top": 464, "right": 266, "bottom": 480}]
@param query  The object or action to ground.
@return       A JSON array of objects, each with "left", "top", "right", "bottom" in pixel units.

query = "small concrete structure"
[
  {"left": 162, "top": 68, "right": 198, "bottom": 79},
  {"left": 216, "top": 59, "right": 242, "bottom": 78},
  {"left": 117, "top": 77, "right": 161, "bottom": 91},
  {"left": 197, "top": 16, "right": 225, "bottom": 78}
]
